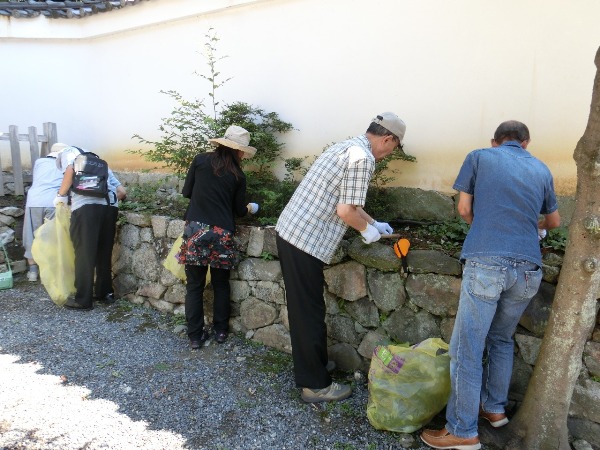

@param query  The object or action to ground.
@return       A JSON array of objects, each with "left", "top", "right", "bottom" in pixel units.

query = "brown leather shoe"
[
  {"left": 421, "top": 427, "right": 481, "bottom": 450},
  {"left": 479, "top": 406, "right": 509, "bottom": 427}
]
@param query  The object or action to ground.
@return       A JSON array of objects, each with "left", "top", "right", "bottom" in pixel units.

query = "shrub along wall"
[{"left": 113, "top": 208, "right": 600, "bottom": 446}]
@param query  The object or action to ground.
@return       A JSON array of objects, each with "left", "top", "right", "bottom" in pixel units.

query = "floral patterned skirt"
[{"left": 178, "top": 221, "right": 240, "bottom": 270}]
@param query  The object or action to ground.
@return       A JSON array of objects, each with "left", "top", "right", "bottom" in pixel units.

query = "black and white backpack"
[{"left": 71, "top": 147, "right": 110, "bottom": 203}]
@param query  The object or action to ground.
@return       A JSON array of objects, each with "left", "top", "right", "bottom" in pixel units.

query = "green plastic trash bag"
[
  {"left": 366, "top": 337, "right": 451, "bottom": 433},
  {"left": 31, "top": 203, "right": 75, "bottom": 305}
]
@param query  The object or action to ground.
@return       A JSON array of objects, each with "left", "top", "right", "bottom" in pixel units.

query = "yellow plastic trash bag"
[
  {"left": 367, "top": 337, "right": 451, "bottom": 433},
  {"left": 162, "top": 234, "right": 211, "bottom": 285},
  {"left": 31, "top": 203, "right": 75, "bottom": 306},
  {"left": 163, "top": 235, "right": 186, "bottom": 281}
]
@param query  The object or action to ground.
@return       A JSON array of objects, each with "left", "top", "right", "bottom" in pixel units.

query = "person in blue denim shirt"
[{"left": 421, "top": 120, "right": 561, "bottom": 450}]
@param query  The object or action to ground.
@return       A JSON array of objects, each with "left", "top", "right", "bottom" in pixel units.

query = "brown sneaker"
[
  {"left": 301, "top": 382, "right": 351, "bottom": 403},
  {"left": 421, "top": 427, "right": 481, "bottom": 450},
  {"left": 479, "top": 406, "right": 509, "bottom": 427}
]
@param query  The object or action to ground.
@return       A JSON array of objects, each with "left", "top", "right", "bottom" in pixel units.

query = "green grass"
[
  {"left": 154, "top": 362, "right": 171, "bottom": 371},
  {"left": 260, "top": 251, "right": 274, "bottom": 261},
  {"left": 247, "top": 348, "right": 293, "bottom": 374},
  {"left": 96, "top": 360, "right": 116, "bottom": 369},
  {"left": 169, "top": 314, "right": 187, "bottom": 326},
  {"left": 333, "top": 443, "right": 358, "bottom": 450},
  {"left": 339, "top": 401, "right": 362, "bottom": 418}
]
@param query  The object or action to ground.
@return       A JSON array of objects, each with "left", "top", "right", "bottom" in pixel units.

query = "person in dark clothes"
[
  {"left": 92, "top": 169, "right": 126, "bottom": 305},
  {"left": 178, "top": 125, "right": 259, "bottom": 349},
  {"left": 54, "top": 145, "right": 115, "bottom": 310}
]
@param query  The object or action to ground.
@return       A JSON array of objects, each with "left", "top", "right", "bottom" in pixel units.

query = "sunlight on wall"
[{"left": 2, "top": 0, "right": 599, "bottom": 196}]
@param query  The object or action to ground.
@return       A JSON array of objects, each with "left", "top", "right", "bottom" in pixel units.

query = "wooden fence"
[{"left": 0, "top": 122, "right": 58, "bottom": 196}]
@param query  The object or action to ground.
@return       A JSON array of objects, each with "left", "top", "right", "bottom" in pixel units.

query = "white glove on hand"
[
  {"left": 360, "top": 223, "right": 381, "bottom": 244},
  {"left": 538, "top": 228, "right": 547, "bottom": 240},
  {"left": 53, "top": 195, "right": 68, "bottom": 208},
  {"left": 373, "top": 221, "right": 393, "bottom": 235},
  {"left": 247, "top": 203, "right": 259, "bottom": 214}
]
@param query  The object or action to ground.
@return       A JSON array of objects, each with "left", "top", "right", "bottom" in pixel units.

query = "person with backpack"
[
  {"left": 53, "top": 145, "right": 115, "bottom": 310},
  {"left": 178, "top": 125, "right": 259, "bottom": 349},
  {"left": 91, "top": 169, "right": 127, "bottom": 305}
]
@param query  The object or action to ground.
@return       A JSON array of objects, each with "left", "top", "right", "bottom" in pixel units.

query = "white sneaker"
[
  {"left": 26, "top": 271, "right": 38, "bottom": 282},
  {"left": 301, "top": 382, "right": 352, "bottom": 403}
]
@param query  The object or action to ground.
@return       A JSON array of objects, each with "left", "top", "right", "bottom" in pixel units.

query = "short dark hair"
[
  {"left": 493, "top": 120, "right": 530, "bottom": 143},
  {"left": 366, "top": 122, "right": 398, "bottom": 140}
]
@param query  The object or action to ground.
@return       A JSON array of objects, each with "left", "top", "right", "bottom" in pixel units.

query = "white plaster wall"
[{"left": 1, "top": 0, "right": 599, "bottom": 194}]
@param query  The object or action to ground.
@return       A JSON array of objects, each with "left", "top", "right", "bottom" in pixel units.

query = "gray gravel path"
[{"left": 0, "top": 273, "right": 444, "bottom": 450}]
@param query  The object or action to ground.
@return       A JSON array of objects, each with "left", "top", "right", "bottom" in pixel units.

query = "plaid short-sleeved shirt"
[{"left": 275, "top": 135, "right": 375, "bottom": 263}]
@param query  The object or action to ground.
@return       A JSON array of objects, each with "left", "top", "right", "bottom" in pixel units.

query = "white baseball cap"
[{"left": 372, "top": 112, "right": 406, "bottom": 142}]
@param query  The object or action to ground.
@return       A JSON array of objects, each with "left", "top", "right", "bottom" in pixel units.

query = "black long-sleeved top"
[{"left": 181, "top": 153, "right": 248, "bottom": 231}]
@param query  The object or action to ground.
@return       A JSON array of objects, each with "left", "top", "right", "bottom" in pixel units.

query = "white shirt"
[{"left": 25, "top": 156, "right": 64, "bottom": 208}]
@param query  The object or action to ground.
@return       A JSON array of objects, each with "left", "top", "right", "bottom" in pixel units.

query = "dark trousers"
[
  {"left": 185, "top": 265, "right": 231, "bottom": 340},
  {"left": 276, "top": 234, "right": 331, "bottom": 389},
  {"left": 70, "top": 204, "right": 113, "bottom": 307},
  {"left": 95, "top": 206, "right": 118, "bottom": 298}
]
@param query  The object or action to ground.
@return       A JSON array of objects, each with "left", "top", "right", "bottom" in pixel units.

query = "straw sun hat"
[{"left": 208, "top": 125, "right": 257, "bottom": 158}]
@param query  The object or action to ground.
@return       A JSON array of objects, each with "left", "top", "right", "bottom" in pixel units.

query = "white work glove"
[
  {"left": 538, "top": 228, "right": 547, "bottom": 240},
  {"left": 373, "top": 220, "right": 393, "bottom": 235},
  {"left": 247, "top": 203, "right": 259, "bottom": 214},
  {"left": 53, "top": 195, "right": 68, "bottom": 208},
  {"left": 360, "top": 223, "right": 381, "bottom": 244}
]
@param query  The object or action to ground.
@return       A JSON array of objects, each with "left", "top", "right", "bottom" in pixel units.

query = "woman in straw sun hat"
[{"left": 178, "top": 125, "right": 260, "bottom": 349}]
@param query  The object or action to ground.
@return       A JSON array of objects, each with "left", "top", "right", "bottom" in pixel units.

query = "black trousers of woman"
[{"left": 184, "top": 264, "right": 231, "bottom": 340}]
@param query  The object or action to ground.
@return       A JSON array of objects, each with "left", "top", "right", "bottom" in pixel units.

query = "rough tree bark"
[{"left": 489, "top": 46, "right": 600, "bottom": 449}]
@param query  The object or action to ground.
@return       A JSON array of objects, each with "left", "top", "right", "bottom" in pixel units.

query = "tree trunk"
[{"left": 499, "top": 46, "right": 600, "bottom": 449}]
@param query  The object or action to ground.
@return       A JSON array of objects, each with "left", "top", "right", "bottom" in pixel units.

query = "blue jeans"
[{"left": 446, "top": 256, "right": 542, "bottom": 438}]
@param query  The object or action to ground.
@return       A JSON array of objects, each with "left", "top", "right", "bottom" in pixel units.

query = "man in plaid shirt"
[{"left": 275, "top": 112, "right": 407, "bottom": 403}]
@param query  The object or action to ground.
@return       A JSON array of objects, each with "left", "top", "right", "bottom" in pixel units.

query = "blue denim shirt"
[{"left": 453, "top": 141, "right": 558, "bottom": 266}]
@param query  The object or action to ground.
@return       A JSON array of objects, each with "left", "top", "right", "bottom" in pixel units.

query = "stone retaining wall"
[
  {"left": 0, "top": 167, "right": 595, "bottom": 445},
  {"left": 114, "top": 211, "right": 600, "bottom": 446}
]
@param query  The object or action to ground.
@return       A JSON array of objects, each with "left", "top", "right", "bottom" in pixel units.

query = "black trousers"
[
  {"left": 276, "top": 234, "right": 331, "bottom": 389},
  {"left": 70, "top": 204, "right": 114, "bottom": 307},
  {"left": 185, "top": 264, "right": 231, "bottom": 340},
  {"left": 95, "top": 206, "right": 118, "bottom": 298}
]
